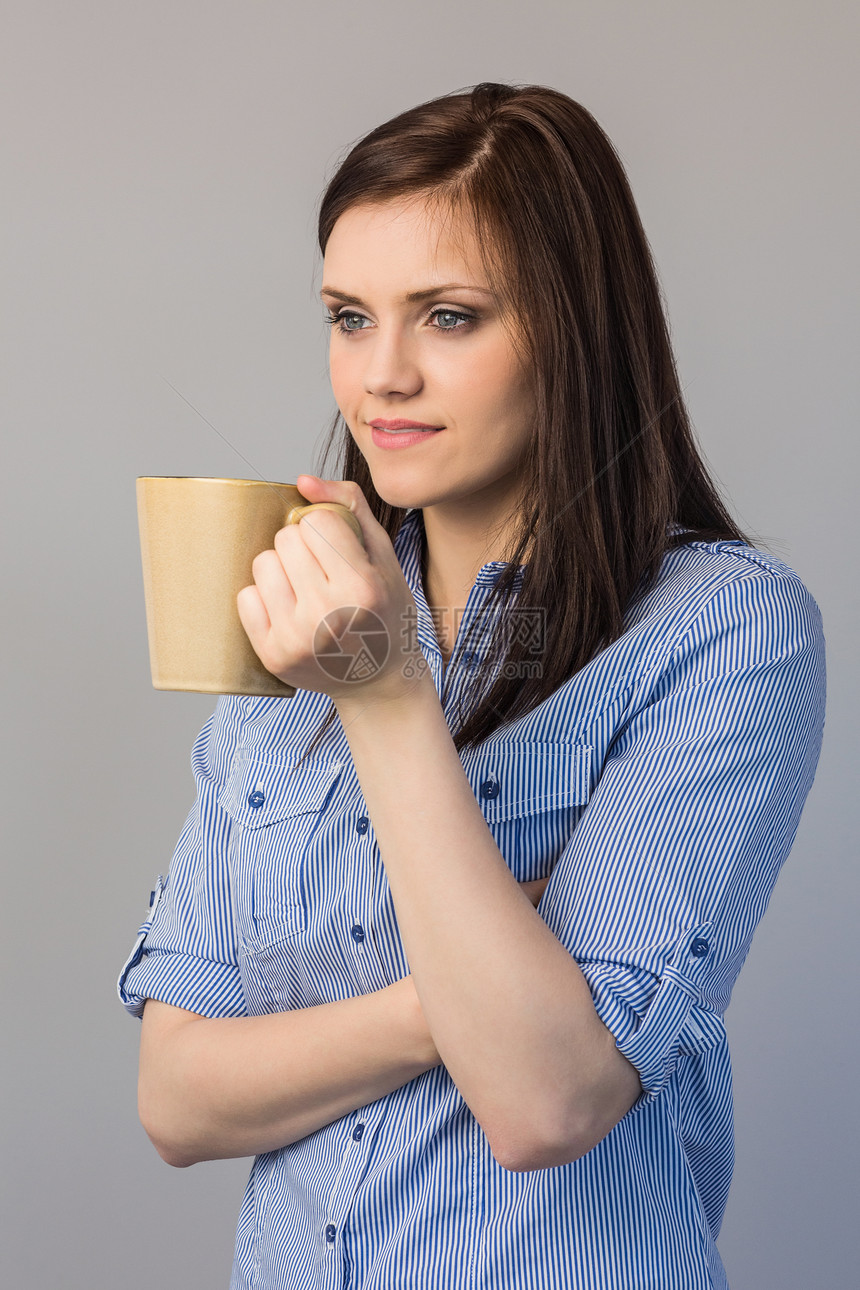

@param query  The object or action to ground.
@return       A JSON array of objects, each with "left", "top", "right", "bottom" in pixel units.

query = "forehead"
[{"left": 323, "top": 197, "right": 487, "bottom": 286}]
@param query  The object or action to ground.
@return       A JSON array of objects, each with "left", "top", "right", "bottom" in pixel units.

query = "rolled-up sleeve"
[
  {"left": 540, "top": 565, "right": 826, "bottom": 1108},
  {"left": 117, "top": 696, "right": 248, "bottom": 1020}
]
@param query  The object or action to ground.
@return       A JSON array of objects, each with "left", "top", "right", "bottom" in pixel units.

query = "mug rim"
[{"left": 136, "top": 475, "right": 295, "bottom": 487}]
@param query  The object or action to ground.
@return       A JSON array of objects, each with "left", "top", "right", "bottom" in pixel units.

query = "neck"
[{"left": 418, "top": 500, "right": 531, "bottom": 660}]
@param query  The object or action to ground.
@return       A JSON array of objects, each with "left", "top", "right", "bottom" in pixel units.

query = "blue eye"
[
  {"left": 429, "top": 308, "right": 473, "bottom": 331},
  {"left": 325, "top": 311, "right": 367, "bottom": 333},
  {"left": 324, "top": 307, "right": 476, "bottom": 335}
]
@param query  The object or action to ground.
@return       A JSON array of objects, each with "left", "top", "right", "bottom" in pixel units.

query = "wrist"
[{"left": 334, "top": 662, "right": 438, "bottom": 730}]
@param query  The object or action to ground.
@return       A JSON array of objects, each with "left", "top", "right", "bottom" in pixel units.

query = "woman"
[{"left": 119, "top": 83, "right": 826, "bottom": 1289}]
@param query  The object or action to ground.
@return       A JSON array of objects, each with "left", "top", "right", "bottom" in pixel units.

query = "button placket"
[
  {"left": 318, "top": 1109, "right": 384, "bottom": 1262},
  {"left": 349, "top": 810, "right": 371, "bottom": 975},
  {"left": 414, "top": 566, "right": 498, "bottom": 698}
]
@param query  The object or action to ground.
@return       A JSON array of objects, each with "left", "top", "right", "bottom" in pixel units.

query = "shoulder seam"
[{"left": 642, "top": 555, "right": 815, "bottom": 682}]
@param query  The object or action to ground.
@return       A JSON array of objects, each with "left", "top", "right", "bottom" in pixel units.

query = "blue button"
[
  {"left": 356, "top": 816, "right": 369, "bottom": 834},
  {"left": 480, "top": 778, "right": 500, "bottom": 799},
  {"left": 325, "top": 1224, "right": 336, "bottom": 1243},
  {"left": 149, "top": 890, "right": 156, "bottom": 908},
  {"left": 351, "top": 924, "right": 365, "bottom": 944},
  {"left": 690, "top": 937, "right": 710, "bottom": 958},
  {"left": 352, "top": 1123, "right": 365, "bottom": 1141},
  {"left": 247, "top": 790, "right": 265, "bottom": 808}
]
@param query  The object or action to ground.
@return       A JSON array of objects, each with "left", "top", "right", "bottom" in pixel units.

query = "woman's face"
[{"left": 321, "top": 197, "right": 535, "bottom": 521}]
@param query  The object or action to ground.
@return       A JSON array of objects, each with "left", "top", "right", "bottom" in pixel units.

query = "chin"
[{"left": 363, "top": 471, "right": 434, "bottom": 513}]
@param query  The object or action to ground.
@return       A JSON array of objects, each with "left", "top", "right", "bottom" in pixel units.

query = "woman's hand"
[{"left": 237, "top": 475, "right": 429, "bottom": 706}]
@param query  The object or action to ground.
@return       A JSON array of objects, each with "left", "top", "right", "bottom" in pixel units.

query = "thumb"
[{"left": 295, "top": 474, "right": 389, "bottom": 559}]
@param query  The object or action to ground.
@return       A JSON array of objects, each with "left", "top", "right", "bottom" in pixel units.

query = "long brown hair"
[{"left": 301, "top": 81, "right": 746, "bottom": 757}]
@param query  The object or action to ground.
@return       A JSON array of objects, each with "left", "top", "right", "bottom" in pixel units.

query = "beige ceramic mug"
[{"left": 136, "top": 476, "right": 365, "bottom": 697}]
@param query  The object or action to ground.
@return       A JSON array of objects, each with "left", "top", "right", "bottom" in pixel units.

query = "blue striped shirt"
[{"left": 119, "top": 507, "right": 826, "bottom": 1289}]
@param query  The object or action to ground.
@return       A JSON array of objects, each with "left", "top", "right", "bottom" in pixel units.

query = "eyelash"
[{"left": 324, "top": 306, "right": 477, "bottom": 336}]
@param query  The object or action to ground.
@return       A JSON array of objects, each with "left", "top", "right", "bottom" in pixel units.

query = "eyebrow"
[{"left": 320, "top": 283, "right": 495, "bottom": 305}]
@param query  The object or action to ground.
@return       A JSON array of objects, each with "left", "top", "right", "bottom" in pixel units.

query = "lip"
[
  {"left": 368, "top": 419, "right": 444, "bottom": 431},
  {"left": 371, "top": 426, "right": 443, "bottom": 450}
]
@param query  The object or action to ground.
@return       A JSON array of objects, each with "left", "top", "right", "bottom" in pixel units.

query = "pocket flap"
[
  {"left": 462, "top": 741, "right": 592, "bottom": 820},
  {"left": 218, "top": 753, "right": 344, "bottom": 829}
]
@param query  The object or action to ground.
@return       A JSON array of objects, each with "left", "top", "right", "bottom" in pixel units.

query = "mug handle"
[{"left": 286, "top": 502, "right": 365, "bottom": 548}]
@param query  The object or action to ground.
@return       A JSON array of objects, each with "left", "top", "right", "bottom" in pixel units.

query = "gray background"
[{"left": 2, "top": 2, "right": 857, "bottom": 1286}]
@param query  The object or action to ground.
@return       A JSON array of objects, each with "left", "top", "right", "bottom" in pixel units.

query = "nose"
[{"left": 362, "top": 323, "right": 423, "bottom": 399}]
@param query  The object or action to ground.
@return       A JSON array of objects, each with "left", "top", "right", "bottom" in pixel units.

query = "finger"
[
  {"left": 236, "top": 583, "right": 272, "bottom": 653},
  {"left": 274, "top": 519, "right": 333, "bottom": 587},
  {"left": 288, "top": 502, "right": 365, "bottom": 549},
  {"left": 518, "top": 880, "right": 539, "bottom": 906},
  {"left": 519, "top": 877, "right": 549, "bottom": 907},
  {"left": 288, "top": 507, "right": 370, "bottom": 586},
  {"left": 250, "top": 544, "right": 301, "bottom": 643},
  {"left": 295, "top": 476, "right": 389, "bottom": 562}
]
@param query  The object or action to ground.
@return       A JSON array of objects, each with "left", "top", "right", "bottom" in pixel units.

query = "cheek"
[
  {"left": 474, "top": 353, "right": 533, "bottom": 426},
  {"left": 491, "top": 364, "right": 535, "bottom": 459},
  {"left": 328, "top": 351, "right": 357, "bottom": 409},
  {"left": 453, "top": 349, "right": 516, "bottom": 411}
]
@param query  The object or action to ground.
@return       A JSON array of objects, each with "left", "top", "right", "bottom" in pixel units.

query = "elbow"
[
  {"left": 152, "top": 1137, "right": 198, "bottom": 1169},
  {"left": 140, "top": 1107, "right": 200, "bottom": 1169},
  {"left": 138, "top": 1080, "right": 200, "bottom": 1169},
  {"left": 490, "top": 1131, "right": 588, "bottom": 1174},
  {"left": 487, "top": 1028, "right": 645, "bottom": 1172},
  {"left": 487, "top": 1119, "right": 587, "bottom": 1181},
  {"left": 488, "top": 1096, "right": 625, "bottom": 1172},
  {"left": 137, "top": 1001, "right": 212, "bottom": 1167}
]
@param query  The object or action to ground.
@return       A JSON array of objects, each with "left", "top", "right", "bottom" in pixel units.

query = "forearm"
[
  {"left": 139, "top": 975, "right": 440, "bottom": 1167},
  {"left": 335, "top": 678, "right": 640, "bottom": 1168}
]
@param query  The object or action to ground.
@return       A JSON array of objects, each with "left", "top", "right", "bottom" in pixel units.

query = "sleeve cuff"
[
  {"left": 117, "top": 874, "right": 246, "bottom": 1020},
  {"left": 118, "top": 947, "right": 247, "bottom": 1019},
  {"left": 578, "top": 923, "right": 726, "bottom": 1108}
]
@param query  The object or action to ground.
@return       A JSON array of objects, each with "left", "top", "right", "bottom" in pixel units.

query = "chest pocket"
[
  {"left": 218, "top": 752, "right": 344, "bottom": 950},
  {"left": 461, "top": 740, "right": 593, "bottom": 879}
]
